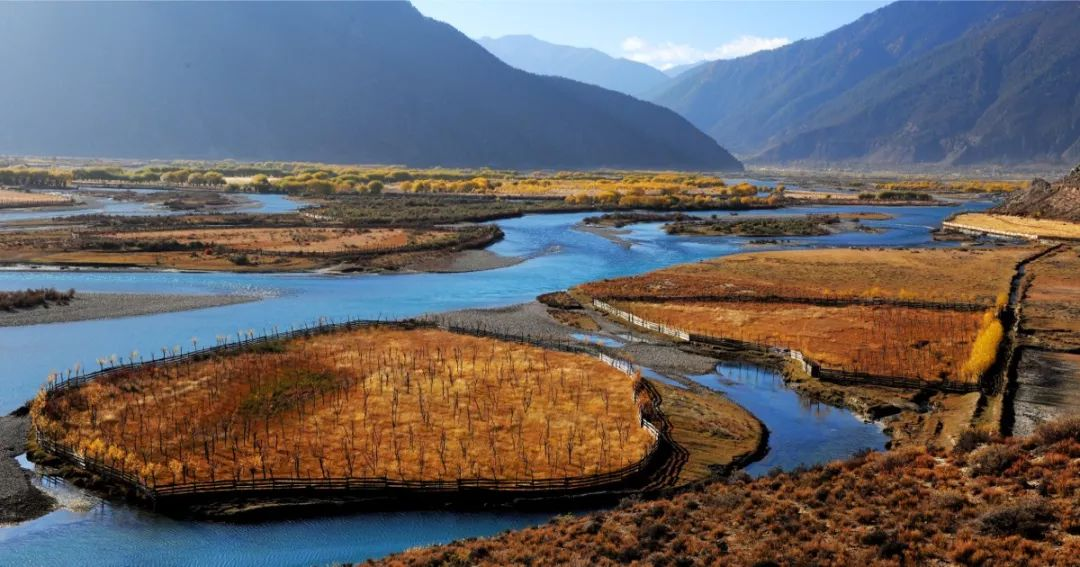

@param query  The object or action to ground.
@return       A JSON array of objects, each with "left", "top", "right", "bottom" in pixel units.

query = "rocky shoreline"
[{"left": 0, "top": 408, "right": 55, "bottom": 524}]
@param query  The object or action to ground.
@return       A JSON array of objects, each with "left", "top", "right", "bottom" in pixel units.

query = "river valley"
[{"left": 0, "top": 200, "right": 991, "bottom": 566}]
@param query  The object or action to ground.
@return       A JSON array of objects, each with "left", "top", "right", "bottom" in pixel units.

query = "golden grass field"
[
  {"left": 948, "top": 213, "right": 1080, "bottom": 240},
  {"left": 33, "top": 327, "right": 655, "bottom": 486},
  {"left": 574, "top": 248, "right": 1035, "bottom": 384},
  {"left": 101, "top": 227, "right": 452, "bottom": 253},
  {"left": 0, "top": 188, "right": 72, "bottom": 207},
  {"left": 579, "top": 247, "right": 1032, "bottom": 306},
  {"left": 617, "top": 300, "right": 985, "bottom": 382},
  {"left": 0, "top": 226, "right": 468, "bottom": 271}
]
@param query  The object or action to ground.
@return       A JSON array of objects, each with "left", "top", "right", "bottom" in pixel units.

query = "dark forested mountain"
[
  {"left": 654, "top": 1, "right": 1078, "bottom": 167},
  {"left": 0, "top": 3, "right": 741, "bottom": 171},
  {"left": 478, "top": 35, "right": 670, "bottom": 98}
]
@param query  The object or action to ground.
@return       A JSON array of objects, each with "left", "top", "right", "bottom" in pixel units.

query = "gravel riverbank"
[
  {"left": 403, "top": 249, "right": 523, "bottom": 273},
  {"left": 0, "top": 292, "right": 259, "bottom": 327},
  {"left": 432, "top": 301, "right": 718, "bottom": 377},
  {"left": 0, "top": 409, "right": 55, "bottom": 524}
]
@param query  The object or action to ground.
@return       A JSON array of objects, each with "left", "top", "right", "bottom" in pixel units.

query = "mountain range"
[
  {"left": 0, "top": 2, "right": 742, "bottom": 171},
  {"left": 652, "top": 1, "right": 1080, "bottom": 167},
  {"left": 477, "top": 35, "right": 670, "bottom": 98},
  {"left": 475, "top": 2, "right": 1079, "bottom": 168}
]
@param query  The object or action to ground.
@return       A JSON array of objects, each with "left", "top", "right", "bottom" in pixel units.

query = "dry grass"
[
  {"left": 21, "top": 250, "right": 320, "bottom": 271},
  {"left": 652, "top": 381, "right": 762, "bottom": 483},
  {"left": 101, "top": 227, "right": 452, "bottom": 254},
  {"left": 548, "top": 309, "right": 601, "bottom": 332},
  {"left": 0, "top": 224, "right": 482, "bottom": 272},
  {"left": 0, "top": 188, "right": 72, "bottom": 207},
  {"left": 33, "top": 327, "right": 654, "bottom": 486},
  {"left": 619, "top": 300, "right": 985, "bottom": 382},
  {"left": 382, "top": 420, "right": 1080, "bottom": 566},
  {"left": 579, "top": 247, "right": 1030, "bottom": 306},
  {"left": 1022, "top": 246, "right": 1080, "bottom": 350},
  {"left": 949, "top": 213, "right": 1080, "bottom": 240}
]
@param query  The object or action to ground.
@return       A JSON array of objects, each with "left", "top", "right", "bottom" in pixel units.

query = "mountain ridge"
[
  {"left": 0, "top": 2, "right": 741, "bottom": 171},
  {"left": 651, "top": 1, "right": 1076, "bottom": 166},
  {"left": 477, "top": 35, "right": 670, "bottom": 98}
]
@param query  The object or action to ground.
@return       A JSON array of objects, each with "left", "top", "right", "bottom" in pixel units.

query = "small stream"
[{"left": 689, "top": 362, "right": 887, "bottom": 476}]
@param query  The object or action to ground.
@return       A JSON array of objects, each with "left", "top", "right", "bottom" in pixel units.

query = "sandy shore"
[
  {"left": 0, "top": 292, "right": 259, "bottom": 327},
  {"left": 574, "top": 223, "right": 633, "bottom": 248},
  {"left": 0, "top": 409, "right": 55, "bottom": 524}
]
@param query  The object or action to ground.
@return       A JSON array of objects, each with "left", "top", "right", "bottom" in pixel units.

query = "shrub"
[
  {"left": 1033, "top": 417, "right": 1080, "bottom": 446},
  {"left": 969, "top": 444, "right": 1021, "bottom": 476},
  {"left": 979, "top": 498, "right": 1056, "bottom": 539},
  {"left": 954, "top": 428, "right": 992, "bottom": 454},
  {"left": 229, "top": 253, "right": 253, "bottom": 266},
  {"left": 0, "top": 287, "right": 76, "bottom": 311}
]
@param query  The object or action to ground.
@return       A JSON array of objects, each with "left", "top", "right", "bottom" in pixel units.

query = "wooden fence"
[
  {"left": 593, "top": 300, "right": 690, "bottom": 341},
  {"left": 595, "top": 294, "right": 989, "bottom": 313},
  {"left": 36, "top": 318, "right": 666, "bottom": 504},
  {"left": 942, "top": 221, "right": 1040, "bottom": 241}
]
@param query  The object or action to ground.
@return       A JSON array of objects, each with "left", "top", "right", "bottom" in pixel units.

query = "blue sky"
[{"left": 413, "top": 1, "right": 890, "bottom": 69}]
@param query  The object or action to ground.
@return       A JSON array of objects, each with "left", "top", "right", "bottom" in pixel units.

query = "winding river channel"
[
  {"left": 0, "top": 190, "right": 303, "bottom": 223},
  {"left": 0, "top": 200, "right": 990, "bottom": 566}
]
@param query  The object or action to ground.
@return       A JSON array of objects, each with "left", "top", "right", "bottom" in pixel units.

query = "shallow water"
[
  {"left": 570, "top": 332, "right": 625, "bottom": 348},
  {"left": 0, "top": 200, "right": 988, "bottom": 564},
  {"left": 689, "top": 362, "right": 887, "bottom": 476}
]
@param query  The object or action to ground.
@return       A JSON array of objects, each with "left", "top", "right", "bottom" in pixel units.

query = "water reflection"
[{"left": 690, "top": 361, "right": 887, "bottom": 476}]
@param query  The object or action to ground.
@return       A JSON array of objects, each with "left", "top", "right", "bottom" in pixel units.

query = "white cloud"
[
  {"left": 620, "top": 36, "right": 647, "bottom": 52},
  {"left": 620, "top": 35, "right": 791, "bottom": 70}
]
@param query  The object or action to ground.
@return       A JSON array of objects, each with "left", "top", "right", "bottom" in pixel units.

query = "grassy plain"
[
  {"left": 99, "top": 227, "right": 452, "bottom": 254},
  {"left": 577, "top": 248, "right": 1036, "bottom": 384},
  {"left": 621, "top": 300, "right": 984, "bottom": 382},
  {"left": 1021, "top": 246, "right": 1080, "bottom": 350},
  {"left": 579, "top": 247, "right": 1031, "bottom": 306},
  {"left": 0, "top": 188, "right": 72, "bottom": 208},
  {"left": 949, "top": 213, "right": 1080, "bottom": 240},
  {"left": 664, "top": 213, "right": 887, "bottom": 237},
  {"left": 33, "top": 326, "right": 655, "bottom": 486},
  {"left": 0, "top": 223, "right": 492, "bottom": 272}
]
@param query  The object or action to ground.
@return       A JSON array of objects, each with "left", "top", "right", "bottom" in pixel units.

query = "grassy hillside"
[{"left": 379, "top": 419, "right": 1080, "bottom": 566}]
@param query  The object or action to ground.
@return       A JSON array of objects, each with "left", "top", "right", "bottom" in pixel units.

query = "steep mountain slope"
[
  {"left": 0, "top": 3, "right": 740, "bottom": 170},
  {"left": 663, "top": 63, "right": 705, "bottom": 79},
  {"left": 994, "top": 164, "right": 1080, "bottom": 222},
  {"left": 478, "top": 35, "right": 670, "bottom": 98},
  {"left": 652, "top": 1, "right": 1040, "bottom": 161},
  {"left": 757, "top": 3, "right": 1080, "bottom": 166}
]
